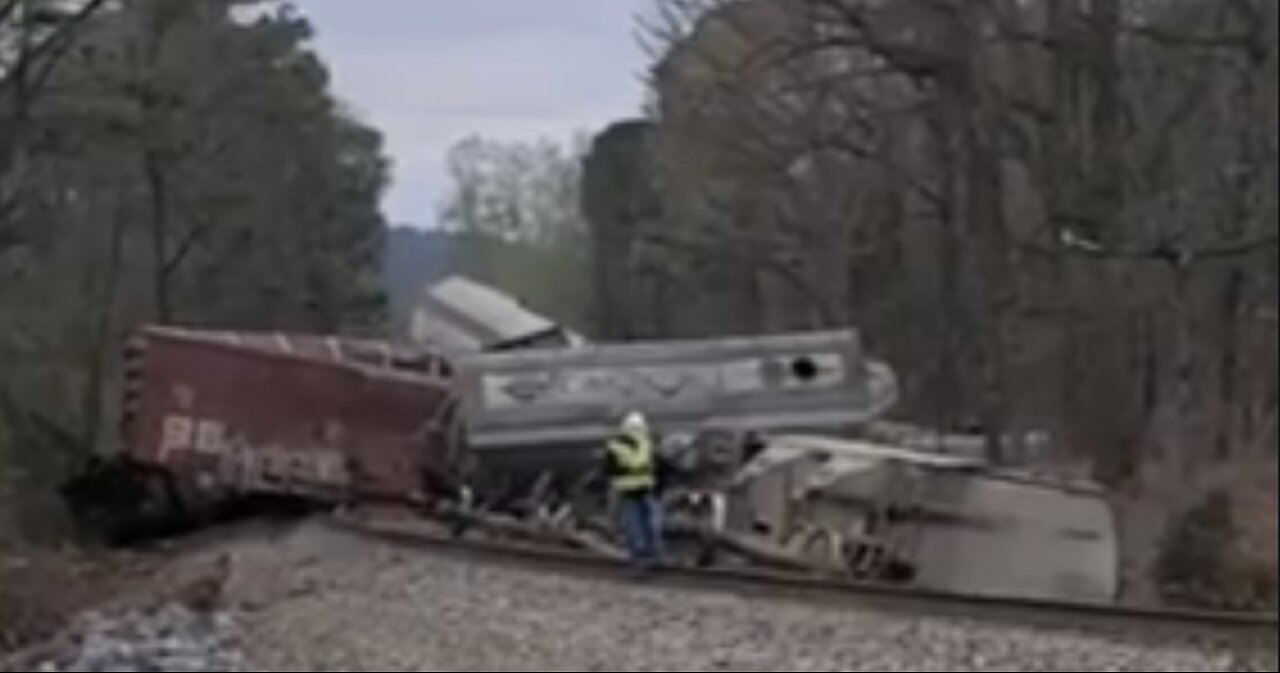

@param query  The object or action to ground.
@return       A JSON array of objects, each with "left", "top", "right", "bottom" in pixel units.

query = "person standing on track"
[{"left": 603, "top": 410, "right": 664, "bottom": 574}]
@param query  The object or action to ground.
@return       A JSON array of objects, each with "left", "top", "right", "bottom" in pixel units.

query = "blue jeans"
[{"left": 616, "top": 492, "right": 663, "bottom": 571}]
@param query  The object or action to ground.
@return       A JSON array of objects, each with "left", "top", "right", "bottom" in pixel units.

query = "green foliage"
[
  {"left": 438, "top": 134, "right": 592, "bottom": 331},
  {"left": 0, "top": 0, "right": 392, "bottom": 538}
]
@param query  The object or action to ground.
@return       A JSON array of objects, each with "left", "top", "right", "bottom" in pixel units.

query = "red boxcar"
[{"left": 119, "top": 325, "right": 463, "bottom": 510}]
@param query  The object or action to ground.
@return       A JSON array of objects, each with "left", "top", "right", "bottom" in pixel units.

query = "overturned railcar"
[
  {"left": 453, "top": 328, "right": 900, "bottom": 497},
  {"left": 64, "top": 326, "right": 463, "bottom": 541},
  {"left": 409, "top": 275, "right": 586, "bottom": 353},
  {"left": 714, "top": 435, "right": 1120, "bottom": 603}
]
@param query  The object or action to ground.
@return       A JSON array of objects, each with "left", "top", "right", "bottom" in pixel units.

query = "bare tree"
[
  {"left": 639, "top": 0, "right": 1277, "bottom": 469},
  {"left": 0, "top": 0, "right": 110, "bottom": 244}
]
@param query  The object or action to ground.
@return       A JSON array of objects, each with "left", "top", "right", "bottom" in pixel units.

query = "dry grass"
[
  {"left": 1115, "top": 451, "right": 1278, "bottom": 609},
  {"left": 1146, "top": 457, "right": 1278, "bottom": 610},
  {"left": 1221, "top": 462, "right": 1278, "bottom": 607}
]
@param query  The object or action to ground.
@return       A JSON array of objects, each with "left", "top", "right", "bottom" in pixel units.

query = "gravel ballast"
[
  {"left": 223, "top": 524, "right": 1275, "bottom": 672},
  {"left": 8, "top": 605, "right": 242, "bottom": 673}
]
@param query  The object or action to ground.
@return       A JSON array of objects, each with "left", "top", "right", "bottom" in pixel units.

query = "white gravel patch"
[
  {"left": 12, "top": 605, "right": 242, "bottom": 672},
  {"left": 225, "top": 524, "right": 1276, "bottom": 672}
]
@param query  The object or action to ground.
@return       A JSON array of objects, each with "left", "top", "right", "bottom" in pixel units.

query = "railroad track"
[{"left": 325, "top": 510, "right": 1278, "bottom": 645}]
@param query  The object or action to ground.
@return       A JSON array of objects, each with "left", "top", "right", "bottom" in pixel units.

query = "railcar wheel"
[{"left": 60, "top": 458, "right": 188, "bottom": 546}]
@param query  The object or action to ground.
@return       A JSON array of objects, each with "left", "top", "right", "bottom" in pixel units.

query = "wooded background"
[
  {"left": 1, "top": 0, "right": 1275, "bottom": 607},
  {"left": 598, "top": 0, "right": 1277, "bottom": 606},
  {"left": 423, "top": 0, "right": 1278, "bottom": 606},
  {"left": 419, "top": 1, "right": 1278, "bottom": 485},
  {"left": 1, "top": 0, "right": 388, "bottom": 539}
]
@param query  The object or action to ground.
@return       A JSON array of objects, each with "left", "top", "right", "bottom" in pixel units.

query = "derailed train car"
[
  {"left": 63, "top": 321, "right": 1120, "bottom": 605},
  {"left": 688, "top": 434, "right": 1120, "bottom": 603},
  {"left": 453, "top": 328, "right": 900, "bottom": 499},
  {"left": 68, "top": 325, "right": 894, "bottom": 524},
  {"left": 63, "top": 326, "right": 463, "bottom": 541}
]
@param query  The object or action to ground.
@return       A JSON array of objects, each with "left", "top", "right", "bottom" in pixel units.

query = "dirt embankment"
[{"left": 0, "top": 514, "right": 308, "bottom": 662}]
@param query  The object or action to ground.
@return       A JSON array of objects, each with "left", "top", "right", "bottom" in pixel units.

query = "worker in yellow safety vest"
[{"left": 603, "top": 411, "right": 664, "bottom": 573}]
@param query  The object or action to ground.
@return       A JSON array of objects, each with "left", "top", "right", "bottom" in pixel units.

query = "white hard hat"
[{"left": 621, "top": 411, "right": 648, "bottom": 435}]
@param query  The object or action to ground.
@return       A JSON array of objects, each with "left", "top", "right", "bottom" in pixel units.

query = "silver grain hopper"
[{"left": 452, "top": 328, "right": 899, "bottom": 495}]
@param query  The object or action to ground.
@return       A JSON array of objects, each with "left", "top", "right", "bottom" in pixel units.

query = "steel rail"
[{"left": 324, "top": 512, "right": 1278, "bottom": 644}]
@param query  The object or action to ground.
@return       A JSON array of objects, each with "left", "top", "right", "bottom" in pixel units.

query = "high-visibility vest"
[{"left": 607, "top": 433, "right": 656, "bottom": 493}]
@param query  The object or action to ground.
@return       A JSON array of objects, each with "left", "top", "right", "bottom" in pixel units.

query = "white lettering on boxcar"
[
  {"left": 155, "top": 413, "right": 351, "bottom": 492},
  {"left": 195, "top": 419, "right": 227, "bottom": 454},
  {"left": 160, "top": 414, "right": 195, "bottom": 460}
]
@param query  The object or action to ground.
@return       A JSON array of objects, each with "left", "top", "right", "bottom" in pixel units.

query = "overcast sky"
[{"left": 299, "top": 1, "right": 652, "bottom": 228}]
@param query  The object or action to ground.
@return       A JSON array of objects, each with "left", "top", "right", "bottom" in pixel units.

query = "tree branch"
[
  {"left": 161, "top": 217, "right": 219, "bottom": 279},
  {"left": 1021, "top": 223, "right": 1279, "bottom": 267},
  {"left": 998, "top": 7, "right": 1268, "bottom": 61},
  {"left": 804, "top": 0, "right": 953, "bottom": 81},
  {"left": 1124, "top": 23, "right": 1260, "bottom": 53},
  {"left": 638, "top": 226, "right": 839, "bottom": 323},
  {"left": 0, "top": 0, "right": 22, "bottom": 26},
  {"left": 0, "top": 0, "right": 109, "bottom": 97},
  {"left": 818, "top": 133, "right": 945, "bottom": 208}
]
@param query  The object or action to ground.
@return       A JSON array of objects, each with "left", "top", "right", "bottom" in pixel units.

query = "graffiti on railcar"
[
  {"left": 158, "top": 412, "right": 352, "bottom": 493},
  {"left": 480, "top": 353, "right": 849, "bottom": 411}
]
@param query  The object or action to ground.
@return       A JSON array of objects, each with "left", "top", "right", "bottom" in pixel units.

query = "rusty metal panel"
[{"left": 122, "top": 326, "right": 461, "bottom": 504}]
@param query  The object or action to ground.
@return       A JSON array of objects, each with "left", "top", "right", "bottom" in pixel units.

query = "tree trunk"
[
  {"left": 967, "top": 133, "right": 1014, "bottom": 465},
  {"left": 933, "top": 113, "right": 963, "bottom": 435},
  {"left": 1089, "top": 0, "right": 1124, "bottom": 239},
  {"left": 1044, "top": 0, "right": 1079, "bottom": 447},
  {"left": 1171, "top": 262, "right": 1196, "bottom": 472},
  {"left": 1217, "top": 268, "right": 1243, "bottom": 459},
  {"left": 80, "top": 189, "right": 129, "bottom": 455},
  {"left": 145, "top": 151, "right": 172, "bottom": 323},
  {"left": 955, "top": 3, "right": 1015, "bottom": 464}
]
